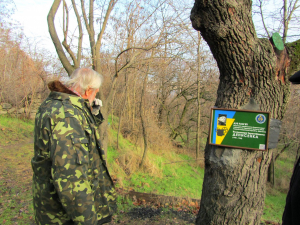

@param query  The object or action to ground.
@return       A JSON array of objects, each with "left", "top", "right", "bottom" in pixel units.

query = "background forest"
[{"left": 0, "top": 0, "right": 300, "bottom": 224}]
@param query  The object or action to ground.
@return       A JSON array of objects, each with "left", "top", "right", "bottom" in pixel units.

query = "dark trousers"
[{"left": 282, "top": 157, "right": 300, "bottom": 225}]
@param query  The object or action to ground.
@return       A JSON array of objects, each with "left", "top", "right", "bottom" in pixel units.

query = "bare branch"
[
  {"left": 283, "top": 0, "right": 299, "bottom": 43},
  {"left": 71, "top": 0, "right": 83, "bottom": 65},
  {"left": 62, "top": 0, "right": 79, "bottom": 68},
  {"left": 80, "top": 0, "right": 96, "bottom": 64},
  {"left": 47, "top": 0, "right": 74, "bottom": 75},
  {"left": 95, "top": 0, "right": 118, "bottom": 71},
  {"left": 259, "top": 0, "right": 270, "bottom": 38},
  {"left": 114, "top": 43, "right": 161, "bottom": 79}
]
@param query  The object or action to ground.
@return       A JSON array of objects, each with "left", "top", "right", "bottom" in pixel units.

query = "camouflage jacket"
[{"left": 31, "top": 81, "right": 116, "bottom": 225}]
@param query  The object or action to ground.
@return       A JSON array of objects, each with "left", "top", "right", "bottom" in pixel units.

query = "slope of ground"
[{"left": 0, "top": 115, "right": 292, "bottom": 224}]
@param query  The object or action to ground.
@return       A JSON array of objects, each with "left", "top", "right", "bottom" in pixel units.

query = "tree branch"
[
  {"left": 71, "top": 0, "right": 83, "bottom": 65},
  {"left": 47, "top": 0, "right": 74, "bottom": 75},
  {"left": 62, "top": 0, "right": 79, "bottom": 68},
  {"left": 95, "top": 0, "right": 118, "bottom": 71},
  {"left": 80, "top": 0, "right": 96, "bottom": 67}
]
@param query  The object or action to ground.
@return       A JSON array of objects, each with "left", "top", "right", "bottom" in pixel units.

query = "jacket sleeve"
[
  {"left": 50, "top": 116, "right": 97, "bottom": 225},
  {"left": 93, "top": 109, "right": 104, "bottom": 127}
]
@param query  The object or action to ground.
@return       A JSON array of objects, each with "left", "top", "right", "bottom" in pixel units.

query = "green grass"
[
  {"left": 106, "top": 126, "right": 204, "bottom": 199},
  {"left": 263, "top": 191, "right": 287, "bottom": 223},
  {"left": 0, "top": 115, "right": 34, "bottom": 146},
  {"left": 275, "top": 153, "right": 295, "bottom": 181},
  {"left": 125, "top": 158, "right": 204, "bottom": 199},
  {"left": 0, "top": 115, "right": 35, "bottom": 224},
  {"left": 116, "top": 195, "right": 134, "bottom": 212},
  {"left": 261, "top": 150, "right": 294, "bottom": 223}
]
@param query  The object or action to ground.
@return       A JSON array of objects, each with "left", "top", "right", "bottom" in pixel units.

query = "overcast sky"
[
  {"left": 11, "top": 0, "right": 299, "bottom": 54},
  {"left": 12, "top": 0, "right": 56, "bottom": 52}
]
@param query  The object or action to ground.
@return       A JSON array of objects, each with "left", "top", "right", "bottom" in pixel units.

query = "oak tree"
[{"left": 191, "top": 0, "right": 300, "bottom": 224}]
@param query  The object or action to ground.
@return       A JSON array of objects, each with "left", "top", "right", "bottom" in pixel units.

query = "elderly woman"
[{"left": 31, "top": 68, "right": 116, "bottom": 225}]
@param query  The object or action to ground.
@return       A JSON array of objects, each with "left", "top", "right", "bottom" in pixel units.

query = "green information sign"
[{"left": 209, "top": 108, "right": 270, "bottom": 151}]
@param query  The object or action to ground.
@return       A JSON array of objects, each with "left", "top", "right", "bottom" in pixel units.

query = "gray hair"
[{"left": 65, "top": 67, "right": 103, "bottom": 95}]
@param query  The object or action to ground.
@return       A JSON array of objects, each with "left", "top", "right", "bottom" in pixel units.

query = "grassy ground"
[
  {"left": 262, "top": 150, "right": 294, "bottom": 223},
  {"left": 107, "top": 129, "right": 204, "bottom": 199},
  {"left": 0, "top": 115, "right": 293, "bottom": 224},
  {"left": 0, "top": 116, "right": 35, "bottom": 224}
]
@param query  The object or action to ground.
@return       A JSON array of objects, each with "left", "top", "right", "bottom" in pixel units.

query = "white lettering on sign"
[{"left": 232, "top": 131, "right": 259, "bottom": 139}]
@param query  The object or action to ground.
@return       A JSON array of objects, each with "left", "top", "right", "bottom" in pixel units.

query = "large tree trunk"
[
  {"left": 190, "top": 0, "right": 296, "bottom": 224},
  {"left": 199, "top": 145, "right": 272, "bottom": 224}
]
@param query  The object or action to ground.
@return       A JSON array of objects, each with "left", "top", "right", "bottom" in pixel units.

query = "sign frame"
[{"left": 208, "top": 108, "right": 270, "bottom": 151}]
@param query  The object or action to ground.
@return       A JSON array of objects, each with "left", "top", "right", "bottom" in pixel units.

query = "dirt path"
[{"left": 0, "top": 138, "right": 34, "bottom": 150}]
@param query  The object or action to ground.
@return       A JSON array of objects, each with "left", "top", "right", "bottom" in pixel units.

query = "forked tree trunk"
[{"left": 190, "top": 0, "right": 298, "bottom": 224}]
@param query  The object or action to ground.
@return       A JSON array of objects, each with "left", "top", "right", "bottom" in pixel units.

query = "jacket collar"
[{"left": 47, "top": 80, "right": 89, "bottom": 109}]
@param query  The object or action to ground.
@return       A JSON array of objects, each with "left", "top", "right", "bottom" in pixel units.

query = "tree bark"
[{"left": 190, "top": 0, "right": 298, "bottom": 224}]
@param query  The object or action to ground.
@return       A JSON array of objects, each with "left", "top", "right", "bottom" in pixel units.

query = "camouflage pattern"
[{"left": 31, "top": 88, "right": 116, "bottom": 225}]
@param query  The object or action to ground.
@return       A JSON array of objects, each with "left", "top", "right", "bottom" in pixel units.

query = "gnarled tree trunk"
[{"left": 191, "top": 0, "right": 299, "bottom": 224}]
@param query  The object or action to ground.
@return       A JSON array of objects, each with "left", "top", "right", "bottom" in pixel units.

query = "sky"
[
  {"left": 11, "top": 0, "right": 299, "bottom": 54},
  {"left": 12, "top": 0, "right": 56, "bottom": 53}
]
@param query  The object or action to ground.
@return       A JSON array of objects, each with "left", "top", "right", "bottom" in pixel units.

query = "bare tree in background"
[
  {"left": 47, "top": 0, "right": 181, "bottom": 153},
  {"left": 196, "top": 31, "right": 201, "bottom": 160},
  {"left": 252, "top": 0, "right": 300, "bottom": 43},
  {"left": 252, "top": 0, "right": 300, "bottom": 185}
]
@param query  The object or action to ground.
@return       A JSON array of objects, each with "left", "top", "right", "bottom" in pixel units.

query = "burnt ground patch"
[
  {"left": 125, "top": 206, "right": 196, "bottom": 224},
  {"left": 110, "top": 206, "right": 196, "bottom": 224}
]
